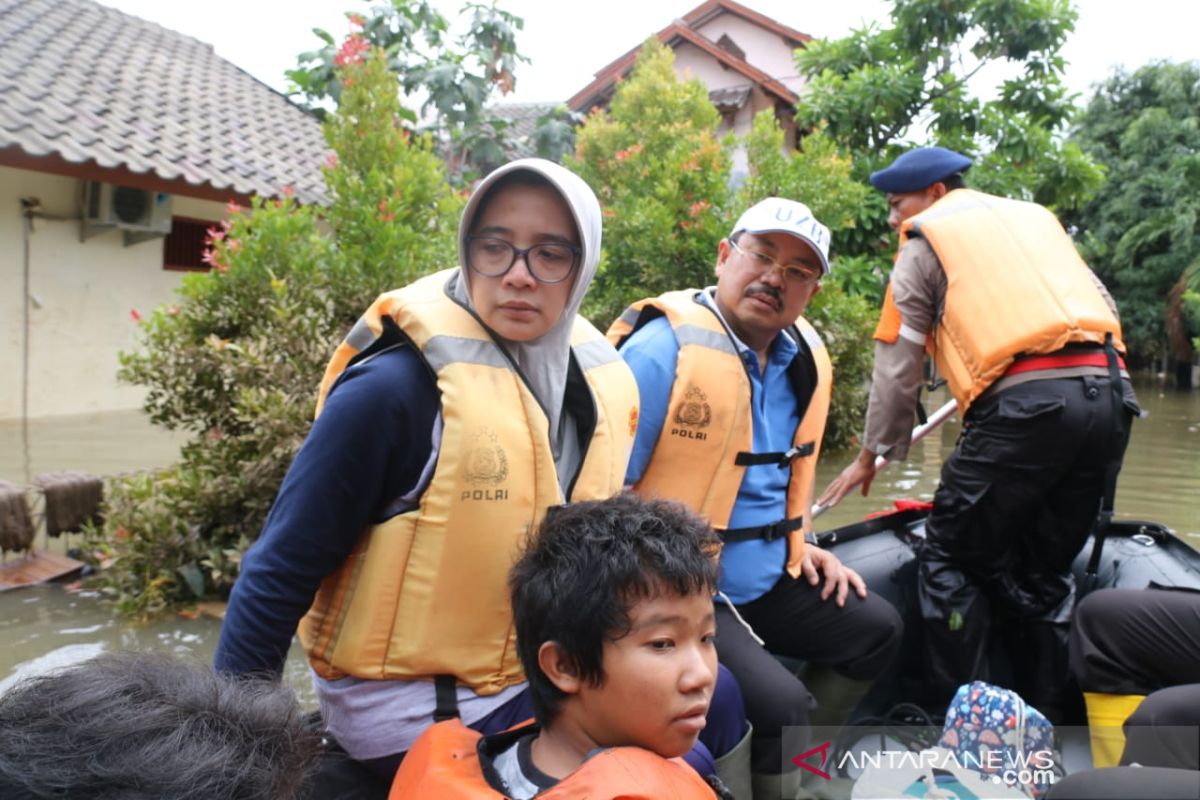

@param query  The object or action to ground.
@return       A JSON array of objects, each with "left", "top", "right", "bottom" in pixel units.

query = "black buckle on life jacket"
[
  {"left": 734, "top": 441, "right": 815, "bottom": 468},
  {"left": 720, "top": 516, "right": 805, "bottom": 544},
  {"left": 432, "top": 674, "right": 460, "bottom": 722}
]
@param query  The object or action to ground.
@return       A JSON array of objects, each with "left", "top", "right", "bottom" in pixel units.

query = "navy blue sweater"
[{"left": 213, "top": 346, "right": 438, "bottom": 675}]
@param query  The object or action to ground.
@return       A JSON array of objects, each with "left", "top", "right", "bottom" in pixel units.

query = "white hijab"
[{"left": 448, "top": 159, "right": 603, "bottom": 490}]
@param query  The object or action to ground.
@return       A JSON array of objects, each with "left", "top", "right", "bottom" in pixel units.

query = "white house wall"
[
  {"left": 673, "top": 41, "right": 749, "bottom": 92},
  {"left": 0, "top": 165, "right": 226, "bottom": 420},
  {"left": 690, "top": 14, "right": 806, "bottom": 95}
]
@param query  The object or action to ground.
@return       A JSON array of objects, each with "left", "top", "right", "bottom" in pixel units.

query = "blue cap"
[{"left": 869, "top": 147, "right": 972, "bottom": 193}]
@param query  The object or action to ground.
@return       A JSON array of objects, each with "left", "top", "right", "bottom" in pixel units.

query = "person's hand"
[
  {"left": 818, "top": 449, "right": 878, "bottom": 510},
  {"left": 797, "top": 546, "right": 867, "bottom": 606}
]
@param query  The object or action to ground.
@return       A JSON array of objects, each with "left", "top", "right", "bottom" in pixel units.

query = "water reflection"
[
  {"left": 0, "top": 378, "right": 1196, "bottom": 690},
  {"left": 0, "top": 584, "right": 315, "bottom": 705},
  {"left": 815, "top": 379, "right": 1200, "bottom": 548}
]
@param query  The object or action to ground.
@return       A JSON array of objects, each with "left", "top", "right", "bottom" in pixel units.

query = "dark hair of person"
[
  {"left": 469, "top": 169, "right": 569, "bottom": 237},
  {"left": 0, "top": 650, "right": 322, "bottom": 800},
  {"left": 941, "top": 173, "right": 967, "bottom": 191},
  {"left": 508, "top": 492, "right": 721, "bottom": 725}
]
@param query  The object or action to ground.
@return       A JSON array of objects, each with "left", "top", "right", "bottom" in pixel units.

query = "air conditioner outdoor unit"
[{"left": 81, "top": 182, "right": 173, "bottom": 240}]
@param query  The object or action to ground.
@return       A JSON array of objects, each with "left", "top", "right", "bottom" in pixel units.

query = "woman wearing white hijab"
[{"left": 214, "top": 160, "right": 747, "bottom": 783}]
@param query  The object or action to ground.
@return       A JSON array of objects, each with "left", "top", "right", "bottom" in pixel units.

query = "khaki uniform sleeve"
[
  {"left": 862, "top": 238, "right": 946, "bottom": 461},
  {"left": 1087, "top": 267, "right": 1121, "bottom": 322}
]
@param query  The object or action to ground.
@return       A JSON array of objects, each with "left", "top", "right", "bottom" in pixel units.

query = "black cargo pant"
[
  {"left": 1071, "top": 587, "right": 1200, "bottom": 770},
  {"left": 716, "top": 572, "right": 903, "bottom": 773},
  {"left": 918, "top": 375, "right": 1136, "bottom": 721}
]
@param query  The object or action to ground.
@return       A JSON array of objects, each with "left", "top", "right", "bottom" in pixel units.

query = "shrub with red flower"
[{"left": 333, "top": 33, "right": 369, "bottom": 67}]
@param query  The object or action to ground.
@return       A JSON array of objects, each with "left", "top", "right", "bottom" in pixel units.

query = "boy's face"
[{"left": 576, "top": 590, "right": 717, "bottom": 758}]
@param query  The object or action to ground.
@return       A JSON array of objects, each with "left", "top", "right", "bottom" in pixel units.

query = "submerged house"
[{"left": 0, "top": 0, "right": 326, "bottom": 421}]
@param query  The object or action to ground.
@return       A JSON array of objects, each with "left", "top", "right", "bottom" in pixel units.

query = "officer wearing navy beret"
[
  {"left": 869, "top": 146, "right": 973, "bottom": 232},
  {"left": 820, "top": 146, "right": 1139, "bottom": 724}
]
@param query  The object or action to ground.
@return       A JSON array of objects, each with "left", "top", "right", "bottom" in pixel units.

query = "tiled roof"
[
  {"left": 491, "top": 102, "right": 561, "bottom": 158},
  {"left": 0, "top": 0, "right": 327, "bottom": 205},
  {"left": 709, "top": 85, "right": 752, "bottom": 111}
]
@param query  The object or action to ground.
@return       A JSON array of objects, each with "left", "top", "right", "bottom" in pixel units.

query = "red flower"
[
  {"left": 129, "top": 308, "right": 142, "bottom": 323},
  {"left": 202, "top": 249, "right": 228, "bottom": 273},
  {"left": 348, "top": 12, "right": 366, "bottom": 27},
  {"left": 205, "top": 226, "right": 225, "bottom": 244},
  {"left": 324, "top": 152, "right": 339, "bottom": 169},
  {"left": 334, "top": 34, "right": 369, "bottom": 67},
  {"left": 226, "top": 200, "right": 242, "bottom": 215},
  {"left": 378, "top": 197, "right": 396, "bottom": 222},
  {"left": 615, "top": 143, "right": 644, "bottom": 161}
]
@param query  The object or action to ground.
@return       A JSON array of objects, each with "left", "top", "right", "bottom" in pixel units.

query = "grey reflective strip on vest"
[
  {"left": 345, "top": 316, "right": 376, "bottom": 351},
  {"left": 423, "top": 335, "right": 513, "bottom": 372},
  {"left": 616, "top": 306, "right": 641, "bottom": 328},
  {"left": 675, "top": 323, "right": 738, "bottom": 355},
  {"left": 794, "top": 324, "right": 826, "bottom": 354},
  {"left": 573, "top": 338, "right": 623, "bottom": 372}
]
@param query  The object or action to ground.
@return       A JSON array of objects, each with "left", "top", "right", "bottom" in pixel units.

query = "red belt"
[{"left": 1004, "top": 351, "right": 1125, "bottom": 377}]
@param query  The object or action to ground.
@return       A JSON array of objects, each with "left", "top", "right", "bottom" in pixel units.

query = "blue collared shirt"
[{"left": 621, "top": 291, "right": 803, "bottom": 604}]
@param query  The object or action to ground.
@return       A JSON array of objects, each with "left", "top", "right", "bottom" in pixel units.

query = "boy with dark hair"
[
  {"left": 0, "top": 651, "right": 322, "bottom": 800},
  {"left": 390, "top": 492, "right": 729, "bottom": 798}
]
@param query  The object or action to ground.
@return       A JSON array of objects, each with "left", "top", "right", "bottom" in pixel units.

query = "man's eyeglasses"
[
  {"left": 465, "top": 236, "right": 581, "bottom": 284},
  {"left": 728, "top": 238, "right": 823, "bottom": 286}
]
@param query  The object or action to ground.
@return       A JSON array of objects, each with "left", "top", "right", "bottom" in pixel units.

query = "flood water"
[{"left": 1, "top": 377, "right": 1197, "bottom": 694}]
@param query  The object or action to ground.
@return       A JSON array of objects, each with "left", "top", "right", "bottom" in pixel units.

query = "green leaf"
[{"left": 177, "top": 562, "right": 205, "bottom": 599}]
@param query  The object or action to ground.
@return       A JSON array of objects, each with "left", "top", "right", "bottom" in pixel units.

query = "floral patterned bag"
[{"left": 938, "top": 681, "right": 1064, "bottom": 798}]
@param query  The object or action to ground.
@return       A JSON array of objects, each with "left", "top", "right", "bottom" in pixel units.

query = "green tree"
[
  {"left": 740, "top": 112, "right": 877, "bottom": 298},
  {"left": 795, "top": 0, "right": 1103, "bottom": 271},
  {"left": 289, "top": 1, "right": 526, "bottom": 180},
  {"left": 571, "top": 39, "right": 734, "bottom": 325},
  {"left": 1068, "top": 61, "right": 1200, "bottom": 367},
  {"left": 88, "top": 40, "right": 460, "bottom": 617},
  {"left": 740, "top": 111, "right": 878, "bottom": 441}
]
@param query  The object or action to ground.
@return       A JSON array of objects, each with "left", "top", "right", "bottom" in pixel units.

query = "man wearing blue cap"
[
  {"left": 609, "top": 198, "right": 903, "bottom": 797},
  {"left": 819, "top": 148, "right": 1140, "bottom": 721}
]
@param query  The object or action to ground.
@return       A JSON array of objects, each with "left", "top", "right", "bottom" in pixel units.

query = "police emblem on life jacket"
[
  {"left": 463, "top": 428, "right": 508, "bottom": 501},
  {"left": 671, "top": 386, "right": 711, "bottom": 441}
]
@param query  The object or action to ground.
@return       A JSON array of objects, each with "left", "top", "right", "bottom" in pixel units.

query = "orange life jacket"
[
  {"left": 299, "top": 270, "right": 637, "bottom": 690},
  {"left": 389, "top": 720, "right": 717, "bottom": 799},
  {"left": 607, "top": 290, "right": 831, "bottom": 570},
  {"left": 879, "top": 190, "right": 1123, "bottom": 412}
]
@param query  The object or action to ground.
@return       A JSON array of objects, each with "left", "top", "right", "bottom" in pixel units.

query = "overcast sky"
[{"left": 97, "top": 0, "right": 1194, "bottom": 109}]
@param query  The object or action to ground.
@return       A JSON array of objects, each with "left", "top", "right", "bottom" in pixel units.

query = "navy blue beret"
[{"left": 869, "top": 147, "right": 973, "bottom": 193}]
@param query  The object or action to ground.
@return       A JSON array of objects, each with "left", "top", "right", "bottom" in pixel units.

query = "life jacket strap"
[
  {"left": 1084, "top": 333, "right": 1129, "bottom": 592},
  {"left": 720, "top": 516, "right": 804, "bottom": 544},
  {"left": 433, "top": 674, "right": 460, "bottom": 722},
  {"left": 734, "top": 442, "right": 815, "bottom": 468}
]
